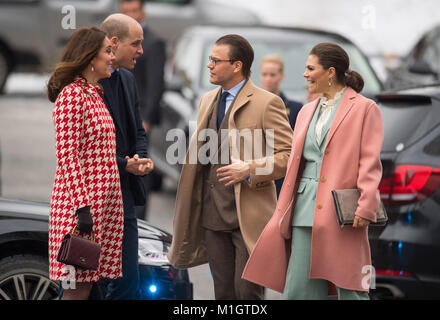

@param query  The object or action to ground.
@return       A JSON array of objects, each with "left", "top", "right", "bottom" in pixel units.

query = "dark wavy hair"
[
  {"left": 310, "top": 42, "right": 364, "bottom": 93},
  {"left": 47, "top": 27, "right": 107, "bottom": 102}
]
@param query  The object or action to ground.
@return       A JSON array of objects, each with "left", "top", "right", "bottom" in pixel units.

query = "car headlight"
[{"left": 138, "top": 238, "right": 170, "bottom": 266}]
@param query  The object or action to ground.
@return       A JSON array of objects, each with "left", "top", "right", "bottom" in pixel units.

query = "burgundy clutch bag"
[{"left": 57, "top": 227, "right": 101, "bottom": 270}]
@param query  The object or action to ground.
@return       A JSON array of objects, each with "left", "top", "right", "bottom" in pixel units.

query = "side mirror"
[{"left": 408, "top": 60, "right": 438, "bottom": 76}]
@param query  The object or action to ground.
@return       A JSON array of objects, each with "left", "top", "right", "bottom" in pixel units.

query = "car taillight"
[
  {"left": 375, "top": 269, "right": 414, "bottom": 278},
  {"left": 379, "top": 165, "right": 440, "bottom": 206}
]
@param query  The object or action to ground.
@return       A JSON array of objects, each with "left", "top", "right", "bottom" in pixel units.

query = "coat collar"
[
  {"left": 99, "top": 70, "right": 135, "bottom": 138},
  {"left": 74, "top": 76, "right": 104, "bottom": 96},
  {"left": 229, "top": 79, "right": 254, "bottom": 123},
  {"left": 292, "top": 87, "right": 358, "bottom": 155},
  {"left": 323, "top": 86, "right": 357, "bottom": 150},
  {"left": 198, "top": 78, "right": 254, "bottom": 131}
]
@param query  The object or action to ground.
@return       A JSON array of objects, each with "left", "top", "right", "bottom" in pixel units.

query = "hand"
[
  {"left": 216, "top": 157, "right": 250, "bottom": 188},
  {"left": 138, "top": 158, "right": 154, "bottom": 175},
  {"left": 125, "top": 154, "right": 154, "bottom": 176},
  {"left": 75, "top": 206, "right": 93, "bottom": 233},
  {"left": 353, "top": 215, "right": 371, "bottom": 228},
  {"left": 142, "top": 121, "right": 150, "bottom": 134}
]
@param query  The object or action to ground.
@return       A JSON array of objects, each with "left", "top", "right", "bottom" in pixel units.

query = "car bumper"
[{"left": 139, "top": 264, "right": 193, "bottom": 300}]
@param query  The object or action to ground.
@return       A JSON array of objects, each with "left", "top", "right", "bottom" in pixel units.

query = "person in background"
[
  {"left": 260, "top": 54, "right": 303, "bottom": 197},
  {"left": 100, "top": 13, "right": 154, "bottom": 300},
  {"left": 119, "top": 0, "right": 166, "bottom": 220},
  {"left": 47, "top": 27, "right": 124, "bottom": 300}
]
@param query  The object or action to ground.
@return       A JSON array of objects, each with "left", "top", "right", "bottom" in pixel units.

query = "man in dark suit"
[
  {"left": 100, "top": 13, "right": 154, "bottom": 300},
  {"left": 120, "top": 0, "right": 166, "bottom": 220},
  {"left": 260, "top": 54, "right": 303, "bottom": 196}
]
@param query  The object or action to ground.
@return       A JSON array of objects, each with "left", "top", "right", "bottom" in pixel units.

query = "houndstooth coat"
[{"left": 48, "top": 77, "right": 124, "bottom": 282}]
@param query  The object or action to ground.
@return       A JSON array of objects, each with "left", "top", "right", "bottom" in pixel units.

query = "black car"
[
  {"left": 369, "top": 84, "right": 440, "bottom": 299},
  {"left": 0, "top": 197, "right": 193, "bottom": 300},
  {"left": 150, "top": 25, "right": 383, "bottom": 185},
  {"left": 385, "top": 25, "right": 440, "bottom": 90}
]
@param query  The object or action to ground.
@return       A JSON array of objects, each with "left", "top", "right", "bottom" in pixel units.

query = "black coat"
[
  {"left": 133, "top": 24, "right": 166, "bottom": 126},
  {"left": 99, "top": 68, "right": 148, "bottom": 207}
]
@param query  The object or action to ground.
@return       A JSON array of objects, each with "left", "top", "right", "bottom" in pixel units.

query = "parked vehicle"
[
  {"left": 0, "top": 0, "right": 119, "bottom": 93},
  {"left": 150, "top": 25, "right": 383, "bottom": 184},
  {"left": 0, "top": 0, "right": 260, "bottom": 94},
  {"left": 144, "top": 0, "right": 261, "bottom": 42},
  {"left": 369, "top": 84, "right": 440, "bottom": 299},
  {"left": 385, "top": 25, "right": 440, "bottom": 90},
  {"left": 0, "top": 197, "right": 193, "bottom": 300}
]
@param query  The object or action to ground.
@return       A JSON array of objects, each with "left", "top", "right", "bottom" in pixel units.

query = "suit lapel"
[
  {"left": 295, "top": 98, "right": 320, "bottom": 154},
  {"left": 323, "top": 87, "right": 357, "bottom": 150},
  {"left": 229, "top": 80, "right": 253, "bottom": 128},
  {"left": 120, "top": 70, "right": 136, "bottom": 127},
  {"left": 100, "top": 78, "right": 124, "bottom": 134},
  {"left": 196, "top": 88, "right": 222, "bottom": 152}
]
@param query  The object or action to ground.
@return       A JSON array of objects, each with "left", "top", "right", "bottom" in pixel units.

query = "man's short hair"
[
  {"left": 215, "top": 34, "right": 254, "bottom": 79},
  {"left": 100, "top": 16, "right": 130, "bottom": 42}
]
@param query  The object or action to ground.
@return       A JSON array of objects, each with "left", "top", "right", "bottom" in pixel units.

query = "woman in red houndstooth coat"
[{"left": 47, "top": 27, "right": 124, "bottom": 300}]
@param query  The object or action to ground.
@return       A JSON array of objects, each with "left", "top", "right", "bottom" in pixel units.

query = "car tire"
[
  {"left": 0, "top": 254, "right": 60, "bottom": 300},
  {"left": 0, "top": 46, "right": 11, "bottom": 94}
]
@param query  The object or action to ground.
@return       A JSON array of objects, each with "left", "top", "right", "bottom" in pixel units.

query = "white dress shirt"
[{"left": 315, "top": 87, "right": 346, "bottom": 144}]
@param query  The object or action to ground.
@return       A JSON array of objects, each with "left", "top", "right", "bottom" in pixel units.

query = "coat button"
[
  {"left": 317, "top": 204, "right": 323, "bottom": 209},
  {"left": 325, "top": 148, "right": 330, "bottom": 155},
  {"left": 320, "top": 177, "right": 326, "bottom": 183}
]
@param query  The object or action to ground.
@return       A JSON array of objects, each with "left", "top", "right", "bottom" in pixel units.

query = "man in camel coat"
[{"left": 167, "top": 34, "right": 293, "bottom": 299}]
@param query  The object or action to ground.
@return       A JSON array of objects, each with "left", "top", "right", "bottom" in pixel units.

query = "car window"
[
  {"left": 175, "top": 35, "right": 204, "bottom": 88},
  {"left": 380, "top": 99, "right": 439, "bottom": 152},
  {"left": 420, "top": 39, "right": 439, "bottom": 73},
  {"left": 200, "top": 37, "right": 381, "bottom": 99},
  {"left": 424, "top": 133, "right": 440, "bottom": 156}
]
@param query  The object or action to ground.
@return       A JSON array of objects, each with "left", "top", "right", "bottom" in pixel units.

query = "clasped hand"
[{"left": 125, "top": 154, "right": 154, "bottom": 176}]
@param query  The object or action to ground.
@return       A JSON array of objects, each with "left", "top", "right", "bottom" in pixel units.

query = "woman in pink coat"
[
  {"left": 242, "top": 43, "right": 384, "bottom": 299},
  {"left": 47, "top": 27, "right": 125, "bottom": 300}
]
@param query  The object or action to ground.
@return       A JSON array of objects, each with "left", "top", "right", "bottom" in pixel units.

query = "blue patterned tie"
[{"left": 217, "top": 91, "right": 229, "bottom": 129}]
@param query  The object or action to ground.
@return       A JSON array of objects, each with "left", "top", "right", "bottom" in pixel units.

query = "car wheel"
[
  {"left": 0, "top": 46, "right": 10, "bottom": 94},
  {"left": 0, "top": 254, "right": 60, "bottom": 300}
]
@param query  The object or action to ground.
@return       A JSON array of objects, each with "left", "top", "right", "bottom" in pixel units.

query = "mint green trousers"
[{"left": 282, "top": 227, "right": 370, "bottom": 300}]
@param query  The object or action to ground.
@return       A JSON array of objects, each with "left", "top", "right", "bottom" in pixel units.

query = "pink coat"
[{"left": 242, "top": 87, "right": 384, "bottom": 292}]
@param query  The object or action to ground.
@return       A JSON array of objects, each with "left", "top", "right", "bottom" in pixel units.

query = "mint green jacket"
[{"left": 292, "top": 99, "right": 340, "bottom": 226}]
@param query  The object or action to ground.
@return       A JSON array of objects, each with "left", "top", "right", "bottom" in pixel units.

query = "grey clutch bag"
[{"left": 331, "top": 189, "right": 388, "bottom": 227}]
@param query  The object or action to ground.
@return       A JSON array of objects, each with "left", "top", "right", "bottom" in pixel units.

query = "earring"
[
  {"left": 91, "top": 65, "right": 95, "bottom": 72},
  {"left": 328, "top": 78, "right": 332, "bottom": 87}
]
